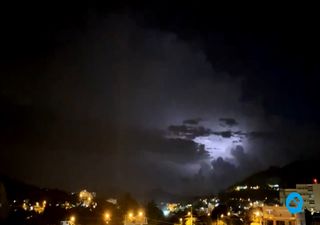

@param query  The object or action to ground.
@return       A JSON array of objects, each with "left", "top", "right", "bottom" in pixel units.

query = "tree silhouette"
[{"left": 146, "top": 200, "right": 164, "bottom": 225}]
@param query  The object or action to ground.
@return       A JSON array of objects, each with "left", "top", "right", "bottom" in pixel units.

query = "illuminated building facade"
[
  {"left": 260, "top": 206, "right": 305, "bottom": 225},
  {"left": 124, "top": 211, "right": 147, "bottom": 225},
  {"left": 280, "top": 183, "right": 320, "bottom": 212}
]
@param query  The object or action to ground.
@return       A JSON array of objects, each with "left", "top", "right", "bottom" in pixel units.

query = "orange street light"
[{"left": 70, "top": 216, "right": 76, "bottom": 222}]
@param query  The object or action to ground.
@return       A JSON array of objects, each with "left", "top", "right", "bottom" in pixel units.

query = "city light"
[
  {"left": 79, "top": 190, "right": 95, "bottom": 208},
  {"left": 313, "top": 178, "right": 318, "bottom": 184},
  {"left": 9, "top": 181, "right": 318, "bottom": 225},
  {"left": 105, "top": 212, "right": 111, "bottom": 224},
  {"left": 255, "top": 211, "right": 261, "bottom": 217},
  {"left": 22, "top": 203, "right": 28, "bottom": 211},
  {"left": 162, "top": 209, "right": 170, "bottom": 217},
  {"left": 70, "top": 216, "right": 76, "bottom": 222}
]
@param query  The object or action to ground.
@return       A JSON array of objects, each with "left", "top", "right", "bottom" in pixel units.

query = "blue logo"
[{"left": 286, "top": 192, "right": 304, "bottom": 214}]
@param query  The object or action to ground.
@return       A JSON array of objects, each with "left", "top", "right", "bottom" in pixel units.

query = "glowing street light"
[
  {"left": 187, "top": 208, "right": 193, "bottom": 225},
  {"left": 105, "top": 212, "right": 111, "bottom": 224},
  {"left": 70, "top": 215, "right": 76, "bottom": 224},
  {"left": 139, "top": 211, "right": 143, "bottom": 217},
  {"left": 129, "top": 212, "right": 133, "bottom": 218},
  {"left": 254, "top": 211, "right": 262, "bottom": 225}
]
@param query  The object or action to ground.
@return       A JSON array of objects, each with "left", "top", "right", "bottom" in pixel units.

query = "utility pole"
[{"left": 191, "top": 206, "right": 193, "bottom": 225}]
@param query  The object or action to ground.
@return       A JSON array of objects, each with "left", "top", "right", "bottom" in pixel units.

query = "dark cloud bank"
[{"left": 1, "top": 12, "right": 320, "bottom": 199}]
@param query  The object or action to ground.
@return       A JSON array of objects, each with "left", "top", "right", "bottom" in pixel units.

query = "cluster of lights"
[
  {"left": 167, "top": 203, "right": 178, "bottom": 212},
  {"left": 268, "top": 184, "right": 280, "bottom": 191},
  {"left": 126, "top": 210, "right": 146, "bottom": 224},
  {"left": 128, "top": 210, "right": 144, "bottom": 218},
  {"left": 62, "top": 201, "right": 75, "bottom": 209},
  {"left": 22, "top": 200, "right": 46, "bottom": 214},
  {"left": 235, "top": 185, "right": 260, "bottom": 191},
  {"left": 104, "top": 212, "right": 111, "bottom": 224},
  {"left": 250, "top": 186, "right": 260, "bottom": 190},
  {"left": 64, "top": 213, "right": 111, "bottom": 225},
  {"left": 235, "top": 185, "right": 248, "bottom": 191},
  {"left": 161, "top": 198, "right": 219, "bottom": 218},
  {"left": 79, "top": 189, "right": 96, "bottom": 208},
  {"left": 66, "top": 215, "right": 76, "bottom": 225}
]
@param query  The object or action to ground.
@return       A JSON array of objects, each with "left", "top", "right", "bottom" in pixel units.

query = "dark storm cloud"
[
  {"left": 167, "top": 120, "right": 241, "bottom": 139},
  {"left": 219, "top": 118, "right": 238, "bottom": 127},
  {"left": 211, "top": 157, "right": 236, "bottom": 176},
  {"left": 0, "top": 14, "right": 221, "bottom": 197},
  {"left": 122, "top": 129, "right": 210, "bottom": 164},
  {"left": 183, "top": 118, "right": 202, "bottom": 125},
  {"left": 212, "top": 131, "right": 233, "bottom": 138},
  {"left": 230, "top": 145, "right": 260, "bottom": 173},
  {"left": 167, "top": 117, "right": 320, "bottom": 194},
  {"left": 136, "top": 4, "right": 320, "bottom": 125},
  {"left": 186, "top": 145, "right": 263, "bottom": 193},
  {"left": 247, "top": 131, "right": 277, "bottom": 139},
  {"left": 2, "top": 9, "right": 320, "bottom": 199},
  {"left": 168, "top": 125, "right": 211, "bottom": 139}
]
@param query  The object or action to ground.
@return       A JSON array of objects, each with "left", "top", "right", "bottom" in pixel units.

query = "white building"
[
  {"left": 60, "top": 221, "right": 74, "bottom": 225},
  {"left": 280, "top": 183, "right": 320, "bottom": 212}
]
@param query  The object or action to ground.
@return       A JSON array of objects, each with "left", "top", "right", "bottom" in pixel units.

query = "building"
[
  {"left": 256, "top": 206, "right": 305, "bottom": 225},
  {"left": 60, "top": 221, "right": 73, "bottom": 225},
  {"left": 280, "top": 184, "right": 320, "bottom": 212}
]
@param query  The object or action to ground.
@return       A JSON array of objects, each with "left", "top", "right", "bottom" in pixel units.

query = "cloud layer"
[{"left": 1, "top": 13, "right": 320, "bottom": 199}]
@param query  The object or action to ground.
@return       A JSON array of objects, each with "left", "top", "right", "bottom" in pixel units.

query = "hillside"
[
  {"left": 0, "top": 174, "right": 74, "bottom": 203},
  {"left": 234, "top": 159, "right": 320, "bottom": 188}
]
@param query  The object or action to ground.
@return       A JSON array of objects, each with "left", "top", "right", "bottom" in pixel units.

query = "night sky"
[{"left": 1, "top": 2, "right": 320, "bottom": 199}]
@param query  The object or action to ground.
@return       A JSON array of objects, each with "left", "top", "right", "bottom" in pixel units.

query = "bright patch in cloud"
[{"left": 193, "top": 132, "right": 247, "bottom": 159}]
